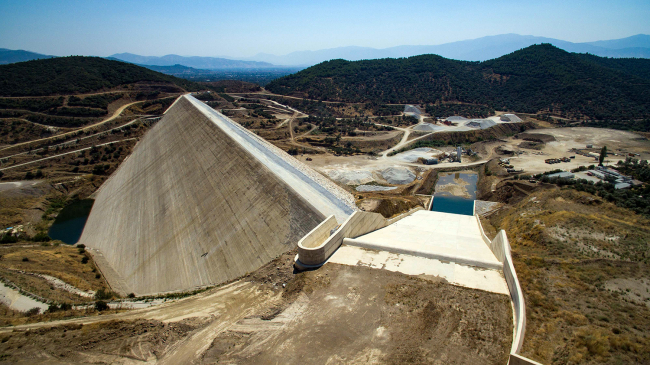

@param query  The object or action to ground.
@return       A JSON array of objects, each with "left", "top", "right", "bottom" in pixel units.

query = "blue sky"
[{"left": 1, "top": 0, "right": 649, "bottom": 57}]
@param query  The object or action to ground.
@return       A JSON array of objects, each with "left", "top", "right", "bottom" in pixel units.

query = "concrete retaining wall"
[
  {"left": 476, "top": 215, "right": 506, "bottom": 262},
  {"left": 299, "top": 215, "right": 338, "bottom": 249},
  {"left": 297, "top": 208, "right": 422, "bottom": 267},
  {"left": 475, "top": 214, "right": 536, "bottom": 363},
  {"left": 495, "top": 230, "right": 526, "bottom": 355},
  {"left": 297, "top": 211, "right": 386, "bottom": 266}
]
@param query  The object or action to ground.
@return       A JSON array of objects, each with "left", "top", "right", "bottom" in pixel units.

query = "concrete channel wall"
[
  {"left": 476, "top": 215, "right": 506, "bottom": 262},
  {"left": 476, "top": 215, "right": 538, "bottom": 363},
  {"left": 495, "top": 230, "right": 527, "bottom": 355},
  {"left": 297, "top": 211, "right": 386, "bottom": 267},
  {"left": 296, "top": 208, "right": 422, "bottom": 268}
]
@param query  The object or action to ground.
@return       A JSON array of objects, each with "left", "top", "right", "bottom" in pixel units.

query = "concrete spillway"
[{"left": 79, "top": 95, "right": 355, "bottom": 295}]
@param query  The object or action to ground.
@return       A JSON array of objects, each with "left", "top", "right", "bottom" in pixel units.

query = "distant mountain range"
[
  {"left": 108, "top": 53, "right": 275, "bottom": 69},
  {"left": 247, "top": 34, "right": 650, "bottom": 66},
  {"left": 0, "top": 48, "right": 55, "bottom": 65},
  {"left": 1, "top": 33, "right": 649, "bottom": 69}
]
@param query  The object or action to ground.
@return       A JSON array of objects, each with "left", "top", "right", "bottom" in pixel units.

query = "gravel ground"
[
  {"left": 328, "top": 170, "right": 374, "bottom": 185},
  {"left": 355, "top": 185, "right": 398, "bottom": 192}
]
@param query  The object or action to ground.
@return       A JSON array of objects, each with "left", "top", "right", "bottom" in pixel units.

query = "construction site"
[
  {"left": 2, "top": 92, "right": 650, "bottom": 365},
  {"left": 0, "top": 94, "right": 534, "bottom": 364}
]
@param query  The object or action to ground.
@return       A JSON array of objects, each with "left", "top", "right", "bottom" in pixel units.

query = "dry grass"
[
  {"left": 485, "top": 188, "right": 650, "bottom": 364},
  {"left": 0, "top": 245, "right": 109, "bottom": 302}
]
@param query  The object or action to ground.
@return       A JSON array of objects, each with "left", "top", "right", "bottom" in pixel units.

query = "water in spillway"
[{"left": 430, "top": 171, "right": 477, "bottom": 216}]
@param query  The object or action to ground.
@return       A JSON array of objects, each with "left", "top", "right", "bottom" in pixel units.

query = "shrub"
[
  {"left": 47, "top": 304, "right": 60, "bottom": 313},
  {"left": 25, "top": 307, "right": 40, "bottom": 316},
  {"left": 94, "top": 288, "right": 114, "bottom": 300},
  {"left": 32, "top": 232, "right": 51, "bottom": 242},
  {"left": 0, "top": 234, "right": 18, "bottom": 244},
  {"left": 22, "top": 257, "right": 29, "bottom": 262},
  {"left": 81, "top": 256, "right": 89, "bottom": 264},
  {"left": 95, "top": 301, "right": 109, "bottom": 311}
]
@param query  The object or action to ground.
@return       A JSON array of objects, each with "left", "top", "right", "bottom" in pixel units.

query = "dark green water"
[
  {"left": 48, "top": 199, "right": 94, "bottom": 244},
  {"left": 430, "top": 172, "right": 477, "bottom": 216}
]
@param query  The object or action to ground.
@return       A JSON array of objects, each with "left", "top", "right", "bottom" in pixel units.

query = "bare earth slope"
[{"left": 79, "top": 95, "right": 353, "bottom": 295}]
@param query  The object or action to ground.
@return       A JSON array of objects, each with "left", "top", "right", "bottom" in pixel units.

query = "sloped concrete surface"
[
  {"left": 80, "top": 95, "right": 354, "bottom": 295},
  {"left": 343, "top": 210, "right": 502, "bottom": 270},
  {"left": 329, "top": 246, "right": 509, "bottom": 294}
]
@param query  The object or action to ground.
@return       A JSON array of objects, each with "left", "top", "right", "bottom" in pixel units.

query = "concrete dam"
[{"left": 79, "top": 95, "right": 356, "bottom": 295}]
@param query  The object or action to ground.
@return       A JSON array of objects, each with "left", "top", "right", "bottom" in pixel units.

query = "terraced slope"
[{"left": 79, "top": 95, "right": 355, "bottom": 295}]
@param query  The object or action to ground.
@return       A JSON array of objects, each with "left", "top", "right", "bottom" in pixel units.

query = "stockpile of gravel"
[
  {"left": 500, "top": 114, "right": 522, "bottom": 123},
  {"left": 392, "top": 147, "right": 441, "bottom": 163},
  {"left": 413, "top": 123, "right": 444, "bottom": 132},
  {"left": 328, "top": 170, "right": 374, "bottom": 185},
  {"left": 356, "top": 185, "right": 398, "bottom": 192},
  {"left": 381, "top": 167, "right": 416, "bottom": 185},
  {"left": 465, "top": 119, "right": 496, "bottom": 129}
]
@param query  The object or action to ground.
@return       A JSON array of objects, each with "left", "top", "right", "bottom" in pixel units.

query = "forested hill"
[
  {"left": 267, "top": 44, "right": 650, "bottom": 120},
  {"left": 0, "top": 56, "right": 201, "bottom": 96}
]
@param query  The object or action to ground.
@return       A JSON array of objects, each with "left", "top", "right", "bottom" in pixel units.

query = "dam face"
[{"left": 79, "top": 95, "right": 354, "bottom": 295}]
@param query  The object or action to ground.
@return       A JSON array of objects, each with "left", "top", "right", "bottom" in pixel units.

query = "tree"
[
  {"left": 599, "top": 146, "right": 607, "bottom": 166},
  {"left": 95, "top": 300, "right": 109, "bottom": 311}
]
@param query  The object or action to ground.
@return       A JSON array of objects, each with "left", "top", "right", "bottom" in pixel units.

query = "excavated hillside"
[{"left": 79, "top": 95, "right": 355, "bottom": 295}]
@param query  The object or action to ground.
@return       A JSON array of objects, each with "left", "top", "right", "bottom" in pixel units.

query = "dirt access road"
[
  {"left": 0, "top": 258, "right": 513, "bottom": 364},
  {"left": 0, "top": 138, "right": 137, "bottom": 172},
  {"left": 0, "top": 101, "right": 141, "bottom": 153}
]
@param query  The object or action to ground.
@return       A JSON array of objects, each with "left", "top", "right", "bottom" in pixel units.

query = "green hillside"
[
  {"left": 267, "top": 44, "right": 650, "bottom": 120},
  {"left": 0, "top": 56, "right": 201, "bottom": 96}
]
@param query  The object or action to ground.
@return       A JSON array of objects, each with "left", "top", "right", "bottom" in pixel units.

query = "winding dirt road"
[{"left": 0, "top": 101, "right": 141, "bottom": 152}]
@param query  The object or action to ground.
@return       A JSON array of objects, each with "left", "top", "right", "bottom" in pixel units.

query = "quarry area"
[{"left": 1, "top": 90, "right": 650, "bottom": 365}]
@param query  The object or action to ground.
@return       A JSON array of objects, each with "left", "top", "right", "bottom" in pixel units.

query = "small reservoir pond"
[
  {"left": 430, "top": 171, "right": 477, "bottom": 216},
  {"left": 48, "top": 199, "right": 94, "bottom": 244}
]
